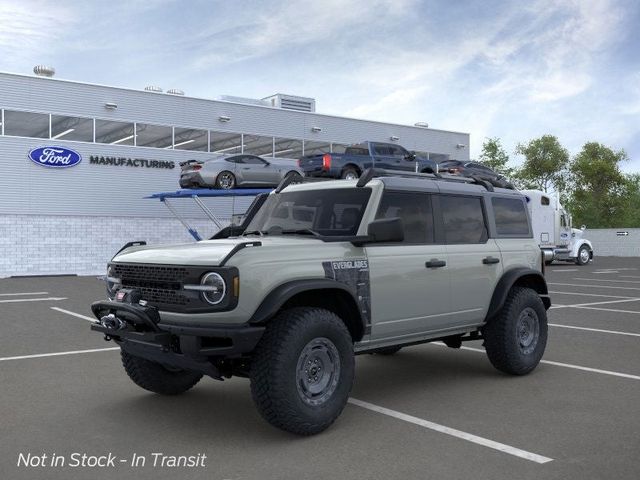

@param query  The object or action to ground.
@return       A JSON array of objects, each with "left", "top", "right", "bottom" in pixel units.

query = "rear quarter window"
[{"left": 492, "top": 197, "right": 531, "bottom": 236}]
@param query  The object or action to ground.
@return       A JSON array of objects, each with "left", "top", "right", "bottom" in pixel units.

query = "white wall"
[
  {"left": 585, "top": 228, "right": 640, "bottom": 257},
  {"left": 0, "top": 215, "right": 222, "bottom": 277}
]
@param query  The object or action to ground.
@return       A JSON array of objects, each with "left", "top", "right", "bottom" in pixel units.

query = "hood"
[{"left": 112, "top": 235, "right": 323, "bottom": 266}]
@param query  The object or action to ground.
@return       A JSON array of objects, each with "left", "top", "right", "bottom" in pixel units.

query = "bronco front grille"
[{"left": 112, "top": 264, "right": 193, "bottom": 308}]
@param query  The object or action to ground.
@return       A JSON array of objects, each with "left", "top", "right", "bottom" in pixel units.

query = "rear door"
[
  {"left": 367, "top": 190, "right": 452, "bottom": 340},
  {"left": 438, "top": 193, "right": 502, "bottom": 326}
]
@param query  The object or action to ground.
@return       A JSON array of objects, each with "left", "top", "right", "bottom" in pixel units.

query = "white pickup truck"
[{"left": 521, "top": 190, "right": 594, "bottom": 266}]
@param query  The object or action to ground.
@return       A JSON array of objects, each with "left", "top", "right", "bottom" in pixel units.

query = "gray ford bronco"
[{"left": 91, "top": 169, "right": 551, "bottom": 435}]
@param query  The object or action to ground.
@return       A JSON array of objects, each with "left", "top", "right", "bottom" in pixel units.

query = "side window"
[
  {"left": 242, "top": 156, "right": 266, "bottom": 165},
  {"left": 492, "top": 197, "right": 530, "bottom": 236},
  {"left": 389, "top": 145, "right": 409, "bottom": 157},
  {"left": 373, "top": 144, "right": 391, "bottom": 156},
  {"left": 440, "top": 195, "right": 487, "bottom": 244},
  {"left": 541, "top": 196, "right": 550, "bottom": 206},
  {"left": 375, "top": 191, "right": 434, "bottom": 244},
  {"left": 225, "top": 156, "right": 242, "bottom": 164}
]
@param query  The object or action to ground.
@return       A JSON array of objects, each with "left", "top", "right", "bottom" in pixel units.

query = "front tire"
[
  {"left": 483, "top": 287, "right": 547, "bottom": 375},
  {"left": 121, "top": 350, "right": 202, "bottom": 395},
  {"left": 215, "top": 171, "right": 236, "bottom": 189},
  {"left": 576, "top": 245, "right": 590, "bottom": 265},
  {"left": 250, "top": 307, "right": 354, "bottom": 435}
]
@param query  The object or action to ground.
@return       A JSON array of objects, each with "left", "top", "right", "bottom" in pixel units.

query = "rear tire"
[
  {"left": 121, "top": 350, "right": 202, "bottom": 395},
  {"left": 341, "top": 167, "right": 359, "bottom": 180},
  {"left": 483, "top": 287, "right": 547, "bottom": 375},
  {"left": 285, "top": 171, "right": 303, "bottom": 184},
  {"left": 215, "top": 171, "right": 236, "bottom": 189},
  {"left": 250, "top": 307, "right": 354, "bottom": 435}
]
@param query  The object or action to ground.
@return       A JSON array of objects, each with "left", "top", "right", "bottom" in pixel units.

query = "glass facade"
[{"left": 0, "top": 108, "right": 450, "bottom": 161}]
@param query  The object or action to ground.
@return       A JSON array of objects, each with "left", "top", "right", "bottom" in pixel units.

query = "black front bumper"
[{"left": 90, "top": 300, "right": 264, "bottom": 378}]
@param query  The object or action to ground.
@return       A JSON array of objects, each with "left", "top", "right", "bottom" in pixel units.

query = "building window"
[
  {"left": 210, "top": 131, "right": 243, "bottom": 154},
  {"left": 95, "top": 119, "right": 135, "bottom": 145},
  {"left": 173, "top": 127, "right": 208, "bottom": 151},
  {"left": 244, "top": 134, "right": 274, "bottom": 156},
  {"left": 51, "top": 115, "right": 93, "bottom": 142},
  {"left": 303, "top": 140, "right": 331, "bottom": 156},
  {"left": 273, "top": 137, "right": 303, "bottom": 159},
  {"left": 331, "top": 143, "right": 349, "bottom": 154},
  {"left": 3, "top": 110, "right": 49, "bottom": 138},
  {"left": 135, "top": 123, "right": 172, "bottom": 149}
]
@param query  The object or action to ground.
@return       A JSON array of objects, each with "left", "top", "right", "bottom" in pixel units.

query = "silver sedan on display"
[{"left": 179, "top": 154, "right": 303, "bottom": 189}]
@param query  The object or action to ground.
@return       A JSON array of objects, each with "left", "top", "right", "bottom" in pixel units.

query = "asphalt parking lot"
[{"left": 2, "top": 257, "right": 639, "bottom": 480}]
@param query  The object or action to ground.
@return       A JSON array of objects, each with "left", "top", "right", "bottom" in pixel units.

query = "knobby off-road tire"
[
  {"left": 250, "top": 307, "right": 355, "bottom": 435},
  {"left": 121, "top": 350, "right": 203, "bottom": 395},
  {"left": 483, "top": 287, "right": 548, "bottom": 375}
]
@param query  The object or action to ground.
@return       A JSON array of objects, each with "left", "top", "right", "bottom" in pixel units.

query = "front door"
[{"left": 366, "top": 191, "right": 453, "bottom": 341}]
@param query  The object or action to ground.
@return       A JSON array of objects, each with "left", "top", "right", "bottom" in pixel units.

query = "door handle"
[
  {"left": 425, "top": 259, "right": 446, "bottom": 268},
  {"left": 482, "top": 256, "right": 500, "bottom": 265}
]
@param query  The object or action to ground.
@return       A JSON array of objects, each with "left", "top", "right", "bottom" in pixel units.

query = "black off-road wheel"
[
  {"left": 250, "top": 307, "right": 355, "bottom": 435},
  {"left": 372, "top": 345, "right": 403, "bottom": 355},
  {"left": 215, "top": 171, "right": 236, "bottom": 189},
  {"left": 482, "top": 287, "right": 548, "bottom": 375},
  {"left": 341, "top": 167, "right": 359, "bottom": 180},
  {"left": 121, "top": 350, "right": 203, "bottom": 395}
]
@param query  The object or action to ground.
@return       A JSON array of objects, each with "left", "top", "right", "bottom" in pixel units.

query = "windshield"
[{"left": 244, "top": 188, "right": 371, "bottom": 237}]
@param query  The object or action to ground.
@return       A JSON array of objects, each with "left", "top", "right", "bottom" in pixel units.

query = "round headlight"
[{"left": 201, "top": 272, "right": 226, "bottom": 305}]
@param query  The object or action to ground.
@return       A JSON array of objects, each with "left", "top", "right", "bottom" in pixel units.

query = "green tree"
[
  {"left": 568, "top": 142, "right": 630, "bottom": 228},
  {"left": 478, "top": 137, "right": 515, "bottom": 178},
  {"left": 514, "top": 135, "right": 570, "bottom": 192}
]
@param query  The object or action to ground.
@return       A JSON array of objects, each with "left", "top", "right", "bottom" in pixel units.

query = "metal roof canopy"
[{"left": 146, "top": 188, "right": 273, "bottom": 241}]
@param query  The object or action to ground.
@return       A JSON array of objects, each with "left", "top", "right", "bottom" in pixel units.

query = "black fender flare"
[
  {"left": 249, "top": 278, "right": 365, "bottom": 338},
  {"left": 485, "top": 268, "right": 551, "bottom": 321}
]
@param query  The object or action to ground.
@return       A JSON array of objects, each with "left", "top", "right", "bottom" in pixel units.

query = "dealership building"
[{"left": 0, "top": 69, "right": 470, "bottom": 277}]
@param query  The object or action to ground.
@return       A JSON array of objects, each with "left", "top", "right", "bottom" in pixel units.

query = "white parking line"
[
  {"left": 51, "top": 307, "right": 96, "bottom": 323},
  {"left": 549, "top": 323, "right": 640, "bottom": 337},
  {"left": 571, "top": 306, "right": 640, "bottom": 315},
  {"left": 620, "top": 275, "right": 640, "bottom": 279},
  {"left": 550, "top": 298, "right": 640, "bottom": 310},
  {"left": 549, "top": 269, "right": 578, "bottom": 272},
  {"left": 0, "top": 347, "right": 119, "bottom": 362},
  {"left": 0, "top": 292, "right": 49, "bottom": 296},
  {"left": 548, "top": 283, "right": 640, "bottom": 291},
  {"left": 0, "top": 297, "right": 67, "bottom": 304},
  {"left": 549, "top": 291, "right": 637, "bottom": 299},
  {"left": 434, "top": 344, "right": 640, "bottom": 381},
  {"left": 348, "top": 398, "right": 553, "bottom": 464},
  {"left": 573, "top": 278, "right": 640, "bottom": 284}
]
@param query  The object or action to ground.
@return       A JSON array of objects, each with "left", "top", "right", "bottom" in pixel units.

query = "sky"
[{"left": 1, "top": 0, "right": 639, "bottom": 171}]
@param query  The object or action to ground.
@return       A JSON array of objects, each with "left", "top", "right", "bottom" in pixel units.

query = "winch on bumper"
[{"left": 90, "top": 289, "right": 264, "bottom": 380}]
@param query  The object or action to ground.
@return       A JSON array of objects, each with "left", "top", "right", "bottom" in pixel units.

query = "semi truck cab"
[{"left": 522, "top": 190, "right": 594, "bottom": 266}]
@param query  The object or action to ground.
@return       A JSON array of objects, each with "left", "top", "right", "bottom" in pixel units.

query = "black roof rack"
[{"left": 355, "top": 168, "right": 515, "bottom": 191}]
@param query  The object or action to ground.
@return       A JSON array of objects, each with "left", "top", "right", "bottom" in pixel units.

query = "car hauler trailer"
[{"left": 522, "top": 190, "right": 593, "bottom": 265}]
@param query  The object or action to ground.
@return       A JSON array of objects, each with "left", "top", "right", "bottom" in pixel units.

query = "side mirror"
[
  {"left": 366, "top": 217, "right": 404, "bottom": 243},
  {"left": 404, "top": 152, "right": 416, "bottom": 161},
  {"left": 581, "top": 225, "right": 586, "bottom": 230}
]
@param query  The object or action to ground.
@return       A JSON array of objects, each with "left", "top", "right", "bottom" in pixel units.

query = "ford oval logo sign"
[{"left": 28, "top": 146, "right": 82, "bottom": 168}]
